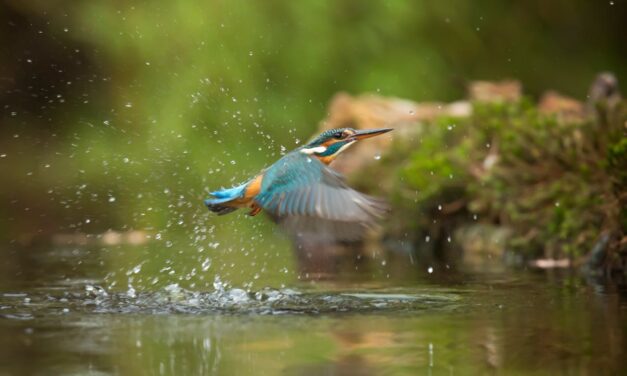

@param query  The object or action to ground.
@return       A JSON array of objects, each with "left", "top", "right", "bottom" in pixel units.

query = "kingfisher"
[{"left": 204, "top": 127, "right": 392, "bottom": 241}]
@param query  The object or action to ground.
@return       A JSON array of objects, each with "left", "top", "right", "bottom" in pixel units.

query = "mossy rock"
[{"left": 356, "top": 98, "right": 626, "bottom": 266}]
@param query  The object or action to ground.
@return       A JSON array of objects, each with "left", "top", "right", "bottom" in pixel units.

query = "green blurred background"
[{"left": 1, "top": 0, "right": 626, "bottom": 289}]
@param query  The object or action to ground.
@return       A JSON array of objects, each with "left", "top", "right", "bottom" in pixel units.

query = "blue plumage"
[
  {"left": 204, "top": 183, "right": 247, "bottom": 215},
  {"left": 207, "top": 184, "right": 246, "bottom": 201},
  {"left": 203, "top": 127, "right": 392, "bottom": 239}
]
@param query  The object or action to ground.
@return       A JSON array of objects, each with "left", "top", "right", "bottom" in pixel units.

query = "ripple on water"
[{"left": 0, "top": 284, "right": 461, "bottom": 318}]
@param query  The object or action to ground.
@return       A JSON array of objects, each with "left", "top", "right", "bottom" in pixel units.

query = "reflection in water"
[
  {"left": 3, "top": 243, "right": 626, "bottom": 374},
  {"left": 3, "top": 287, "right": 626, "bottom": 375},
  {"left": 1, "top": 247, "right": 627, "bottom": 375}
]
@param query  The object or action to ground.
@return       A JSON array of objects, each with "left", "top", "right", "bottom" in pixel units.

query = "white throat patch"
[
  {"left": 300, "top": 140, "right": 356, "bottom": 156},
  {"left": 300, "top": 146, "right": 327, "bottom": 155}
]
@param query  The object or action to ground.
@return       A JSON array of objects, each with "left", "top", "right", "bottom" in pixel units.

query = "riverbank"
[{"left": 320, "top": 76, "right": 626, "bottom": 274}]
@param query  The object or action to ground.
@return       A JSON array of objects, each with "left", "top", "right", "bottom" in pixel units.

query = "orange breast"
[
  {"left": 244, "top": 174, "right": 264, "bottom": 199},
  {"left": 317, "top": 155, "right": 335, "bottom": 165}
]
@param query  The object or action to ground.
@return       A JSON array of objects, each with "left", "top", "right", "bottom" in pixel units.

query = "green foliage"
[
  {"left": 402, "top": 119, "right": 469, "bottom": 201},
  {"left": 374, "top": 100, "right": 625, "bottom": 259},
  {"left": 608, "top": 137, "right": 627, "bottom": 190}
]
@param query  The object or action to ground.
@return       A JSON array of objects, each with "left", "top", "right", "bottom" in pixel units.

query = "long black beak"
[{"left": 352, "top": 128, "right": 393, "bottom": 141}]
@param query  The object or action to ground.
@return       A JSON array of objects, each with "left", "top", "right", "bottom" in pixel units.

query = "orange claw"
[{"left": 248, "top": 204, "right": 262, "bottom": 216}]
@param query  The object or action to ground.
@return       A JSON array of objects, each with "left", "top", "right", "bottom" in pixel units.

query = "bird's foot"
[{"left": 248, "top": 205, "right": 262, "bottom": 216}]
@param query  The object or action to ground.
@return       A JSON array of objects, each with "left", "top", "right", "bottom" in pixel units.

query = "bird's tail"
[{"left": 204, "top": 184, "right": 247, "bottom": 216}]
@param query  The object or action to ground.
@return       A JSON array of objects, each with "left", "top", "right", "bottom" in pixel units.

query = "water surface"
[{"left": 1, "top": 245, "right": 626, "bottom": 375}]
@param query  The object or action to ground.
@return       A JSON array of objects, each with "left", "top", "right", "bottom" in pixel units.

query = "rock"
[
  {"left": 587, "top": 72, "right": 622, "bottom": 111},
  {"left": 468, "top": 80, "right": 522, "bottom": 103},
  {"left": 528, "top": 258, "right": 571, "bottom": 269},
  {"left": 318, "top": 92, "right": 471, "bottom": 174},
  {"left": 454, "top": 224, "right": 512, "bottom": 257},
  {"left": 538, "top": 90, "right": 586, "bottom": 122},
  {"left": 581, "top": 232, "right": 611, "bottom": 274}
]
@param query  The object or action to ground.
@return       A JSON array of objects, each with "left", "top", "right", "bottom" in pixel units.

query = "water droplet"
[
  {"left": 228, "top": 288, "right": 249, "bottom": 303},
  {"left": 126, "top": 285, "right": 136, "bottom": 298},
  {"left": 201, "top": 258, "right": 211, "bottom": 271}
]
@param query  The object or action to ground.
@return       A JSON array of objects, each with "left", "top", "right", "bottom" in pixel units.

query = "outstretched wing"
[{"left": 255, "top": 152, "right": 388, "bottom": 242}]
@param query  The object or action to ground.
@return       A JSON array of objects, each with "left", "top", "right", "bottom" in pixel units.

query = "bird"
[{"left": 204, "top": 127, "right": 392, "bottom": 242}]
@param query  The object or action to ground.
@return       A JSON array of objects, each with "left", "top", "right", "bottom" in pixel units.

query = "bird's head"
[{"left": 300, "top": 127, "right": 393, "bottom": 164}]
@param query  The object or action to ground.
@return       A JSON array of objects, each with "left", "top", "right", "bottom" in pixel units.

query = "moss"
[
  {"left": 363, "top": 99, "right": 626, "bottom": 264},
  {"left": 608, "top": 137, "right": 627, "bottom": 190}
]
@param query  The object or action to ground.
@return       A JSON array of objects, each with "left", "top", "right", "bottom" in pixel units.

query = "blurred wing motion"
[{"left": 255, "top": 152, "right": 388, "bottom": 242}]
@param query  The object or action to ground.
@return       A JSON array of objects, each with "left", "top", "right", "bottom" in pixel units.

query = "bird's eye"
[{"left": 333, "top": 132, "right": 343, "bottom": 139}]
